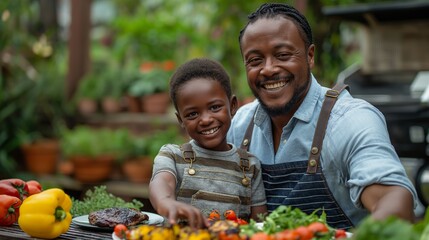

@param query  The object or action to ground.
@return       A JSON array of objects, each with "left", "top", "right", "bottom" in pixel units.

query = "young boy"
[{"left": 149, "top": 58, "right": 267, "bottom": 229}]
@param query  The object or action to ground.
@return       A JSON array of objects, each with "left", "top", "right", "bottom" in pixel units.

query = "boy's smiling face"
[{"left": 175, "top": 78, "right": 237, "bottom": 151}]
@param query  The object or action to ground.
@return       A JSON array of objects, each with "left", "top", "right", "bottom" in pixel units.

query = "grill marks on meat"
[{"left": 88, "top": 207, "right": 149, "bottom": 227}]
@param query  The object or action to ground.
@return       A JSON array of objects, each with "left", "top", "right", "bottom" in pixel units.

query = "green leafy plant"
[
  {"left": 60, "top": 126, "right": 134, "bottom": 163},
  {"left": 128, "top": 68, "right": 171, "bottom": 97},
  {"left": 145, "top": 126, "right": 187, "bottom": 160},
  {"left": 74, "top": 71, "right": 104, "bottom": 101},
  {"left": 70, "top": 185, "right": 144, "bottom": 217},
  {"left": 126, "top": 60, "right": 175, "bottom": 98}
]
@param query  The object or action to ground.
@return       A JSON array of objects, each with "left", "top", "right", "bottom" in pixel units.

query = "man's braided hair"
[{"left": 238, "top": 3, "right": 313, "bottom": 49}]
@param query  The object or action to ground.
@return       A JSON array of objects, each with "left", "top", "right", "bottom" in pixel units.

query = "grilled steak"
[{"left": 88, "top": 207, "right": 149, "bottom": 227}]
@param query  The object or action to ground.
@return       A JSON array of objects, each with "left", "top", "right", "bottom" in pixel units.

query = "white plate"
[
  {"left": 72, "top": 211, "right": 164, "bottom": 231},
  {"left": 112, "top": 232, "right": 120, "bottom": 240}
]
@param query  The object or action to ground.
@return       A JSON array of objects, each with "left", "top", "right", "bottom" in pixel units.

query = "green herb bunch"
[
  {"left": 240, "top": 205, "right": 328, "bottom": 236},
  {"left": 71, "top": 185, "right": 144, "bottom": 217}
]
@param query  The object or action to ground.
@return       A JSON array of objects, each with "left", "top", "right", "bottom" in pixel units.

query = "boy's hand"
[{"left": 157, "top": 199, "right": 209, "bottom": 229}]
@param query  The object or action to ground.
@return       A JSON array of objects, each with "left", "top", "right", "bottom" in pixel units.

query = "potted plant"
[
  {"left": 127, "top": 61, "right": 174, "bottom": 114},
  {"left": 74, "top": 70, "right": 104, "bottom": 115},
  {"left": 60, "top": 126, "right": 134, "bottom": 183},
  {"left": 121, "top": 136, "right": 153, "bottom": 183},
  {"left": 16, "top": 54, "right": 72, "bottom": 176},
  {"left": 99, "top": 67, "right": 126, "bottom": 114},
  {"left": 122, "top": 126, "right": 187, "bottom": 183}
]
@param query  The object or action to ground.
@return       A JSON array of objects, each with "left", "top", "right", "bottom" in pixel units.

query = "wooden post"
[
  {"left": 66, "top": 0, "right": 91, "bottom": 99},
  {"left": 294, "top": 0, "right": 308, "bottom": 14}
]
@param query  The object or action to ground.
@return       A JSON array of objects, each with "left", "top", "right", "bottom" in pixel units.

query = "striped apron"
[{"left": 240, "top": 83, "right": 353, "bottom": 230}]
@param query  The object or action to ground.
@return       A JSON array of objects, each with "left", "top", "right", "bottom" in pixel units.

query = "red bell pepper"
[
  {"left": 0, "top": 178, "right": 29, "bottom": 200},
  {"left": 0, "top": 194, "right": 22, "bottom": 226},
  {"left": 26, "top": 180, "right": 42, "bottom": 196}
]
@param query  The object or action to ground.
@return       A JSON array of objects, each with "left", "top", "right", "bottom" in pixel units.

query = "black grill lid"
[{"left": 322, "top": 1, "right": 429, "bottom": 25}]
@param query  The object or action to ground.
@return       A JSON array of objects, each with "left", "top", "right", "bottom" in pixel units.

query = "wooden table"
[{"left": 0, "top": 223, "right": 113, "bottom": 240}]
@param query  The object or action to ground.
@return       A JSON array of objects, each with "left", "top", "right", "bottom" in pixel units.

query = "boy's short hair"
[{"left": 169, "top": 58, "right": 232, "bottom": 110}]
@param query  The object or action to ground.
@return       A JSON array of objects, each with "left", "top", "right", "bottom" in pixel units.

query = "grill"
[{"left": 323, "top": 1, "right": 429, "bottom": 212}]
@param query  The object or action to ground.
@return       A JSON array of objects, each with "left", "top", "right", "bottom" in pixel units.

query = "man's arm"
[{"left": 360, "top": 184, "right": 415, "bottom": 222}]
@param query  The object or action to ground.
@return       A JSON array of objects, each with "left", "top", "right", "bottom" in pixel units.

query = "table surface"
[{"left": 0, "top": 223, "right": 113, "bottom": 240}]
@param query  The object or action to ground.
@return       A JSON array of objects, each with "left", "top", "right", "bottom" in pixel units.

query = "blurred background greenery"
[{"left": 0, "top": 0, "right": 392, "bottom": 179}]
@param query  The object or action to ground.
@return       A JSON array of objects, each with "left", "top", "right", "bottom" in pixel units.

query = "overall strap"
[
  {"left": 181, "top": 142, "right": 250, "bottom": 171},
  {"left": 181, "top": 143, "right": 194, "bottom": 160},
  {"left": 306, "top": 83, "right": 349, "bottom": 174}
]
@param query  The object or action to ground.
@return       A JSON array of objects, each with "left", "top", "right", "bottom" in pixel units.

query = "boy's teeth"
[{"left": 202, "top": 127, "right": 219, "bottom": 135}]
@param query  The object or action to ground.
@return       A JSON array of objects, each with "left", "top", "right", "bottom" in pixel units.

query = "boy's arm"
[
  {"left": 149, "top": 172, "right": 176, "bottom": 215},
  {"left": 149, "top": 172, "right": 208, "bottom": 228}
]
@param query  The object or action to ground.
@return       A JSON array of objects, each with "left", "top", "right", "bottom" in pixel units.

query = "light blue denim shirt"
[{"left": 227, "top": 75, "right": 418, "bottom": 225}]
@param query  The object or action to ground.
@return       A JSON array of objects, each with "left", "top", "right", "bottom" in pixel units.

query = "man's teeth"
[
  {"left": 264, "top": 81, "right": 286, "bottom": 89},
  {"left": 202, "top": 127, "right": 219, "bottom": 135}
]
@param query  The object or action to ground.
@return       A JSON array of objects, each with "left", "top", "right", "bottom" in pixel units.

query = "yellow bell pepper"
[{"left": 18, "top": 188, "right": 72, "bottom": 239}]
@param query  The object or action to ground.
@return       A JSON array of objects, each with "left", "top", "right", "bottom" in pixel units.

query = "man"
[{"left": 227, "top": 3, "right": 417, "bottom": 229}]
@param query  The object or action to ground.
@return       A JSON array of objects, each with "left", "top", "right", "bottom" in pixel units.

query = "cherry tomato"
[
  {"left": 335, "top": 229, "right": 348, "bottom": 239},
  {"left": 224, "top": 210, "right": 237, "bottom": 221},
  {"left": 114, "top": 224, "right": 129, "bottom": 239},
  {"left": 294, "top": 226, "right": 313, "bottom": 240},
  {"left": 209, "top": 209, "right": 221, "bottom": 220},
  {"left": 235, "top": 218, "right": 248, "bottom": 225},
  {"left": 307, "top": 222, "right": 329, "bottom": 234}
]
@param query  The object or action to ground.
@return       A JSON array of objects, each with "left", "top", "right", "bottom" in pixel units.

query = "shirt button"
[{"left": 283, "top": 140, "right": 287, "bottom": 144}]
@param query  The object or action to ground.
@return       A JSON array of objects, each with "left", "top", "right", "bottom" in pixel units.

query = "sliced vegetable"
[
  {"left": 0, "top": 194, "right": 22, "bottom": 226},
  {"left": 18, "top": 188, "right": 72, "bottom": 239}
]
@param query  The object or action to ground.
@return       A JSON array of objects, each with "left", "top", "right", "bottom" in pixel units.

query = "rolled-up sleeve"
[{"left": 329, "top": 103, "right": 418, "bottom": 209}]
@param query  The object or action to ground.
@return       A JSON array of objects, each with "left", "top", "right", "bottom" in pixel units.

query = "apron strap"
[
  {"left": 240, "top": 115, "right": 255, "bottom": 151},
  {"left": 306, "top": 83, "right": 350, "bottom": 174},
  {"left": 237, "top": 148, "right": 250, "bottom": 171}
]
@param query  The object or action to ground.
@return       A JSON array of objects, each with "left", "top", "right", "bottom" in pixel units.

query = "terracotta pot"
[
  {"left": 122, "top": 156, "right": 153, "bottom": 183},
  {"left": 141, "top": 92, "right": 171, "bottom": 114},
  {"left": 101, "top": 97, "right": 122, "bottom": 113},
  {"left": 70, "top": 155, "right": 115, "bottom": 184},
  {"left": 21, "top": 139, "right": 60, "bottom": 175},
  {"left": 78, "top": 98, "right": 98, "bottom": 115},
  {"left": 125, "top": 95, "right": 142, "bottom": 113}
]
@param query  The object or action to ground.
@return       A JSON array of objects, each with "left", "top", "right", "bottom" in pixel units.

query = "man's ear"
[
  {"left": 230, "top": 95, "right": 238, "bottom": 117},
  {"left": 307, "top": 44, "right": 315, "bottom": 69},
  {"left": 175, "top": 112, "right": 185, "bottom": 128}
]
